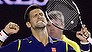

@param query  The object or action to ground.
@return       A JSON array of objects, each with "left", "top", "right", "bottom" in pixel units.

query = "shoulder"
[
  {"left": 51, "top": 36, "right": 66, "bottom": 45},
  {"left": 0, "top": 39, "right": 19, "bottom": 52},
  {"left": 18, "top": 36, "right": 33, "bottom": 45}
]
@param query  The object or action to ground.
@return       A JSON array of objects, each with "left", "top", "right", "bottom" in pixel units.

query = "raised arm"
[
  {"left": 0, "top": 22, "right": 19, "bottom": 47},
  {"left": 76, "top": 25, "right": 91, "bottom": 52}
]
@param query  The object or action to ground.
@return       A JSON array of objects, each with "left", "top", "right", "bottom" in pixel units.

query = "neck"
[{"left": 31, "top": 27, "right": 48, "bottom": 46}]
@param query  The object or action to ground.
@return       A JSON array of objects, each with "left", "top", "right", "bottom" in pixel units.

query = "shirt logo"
[{"left": 52, "top": 47, "right": 56, "bottom": 52}]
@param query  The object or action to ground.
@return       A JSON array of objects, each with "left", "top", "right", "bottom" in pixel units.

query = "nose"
[
  {"left": 38, "top": 15, "right": 42, "bottom": 18},
  {"left": 38, "top": 15, "right": 44, "bottom": 20}
]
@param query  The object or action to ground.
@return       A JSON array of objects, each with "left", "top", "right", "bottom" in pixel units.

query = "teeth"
[{"left": 38, "top": 21, "right": 43, "bottom": 23}]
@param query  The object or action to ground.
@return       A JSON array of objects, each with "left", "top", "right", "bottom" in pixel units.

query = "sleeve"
[
  {"left": 80, "top": 42, "right": 90, "bottom": 52},
  {"left": 0, "top": 40, "right": 19, "bottom": 52}
]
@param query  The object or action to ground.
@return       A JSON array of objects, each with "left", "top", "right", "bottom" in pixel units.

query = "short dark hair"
[{"left": 24, "top": 4, "right": 42, "bottom": 22}]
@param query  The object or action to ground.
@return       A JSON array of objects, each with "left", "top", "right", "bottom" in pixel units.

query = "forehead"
[{"left": 29, "top": 9, "right": 44, "bottom": 14}]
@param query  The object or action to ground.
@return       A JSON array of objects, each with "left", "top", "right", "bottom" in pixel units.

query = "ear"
[{"left": 26, "top": 22, "right": 31, "bottom": 28}]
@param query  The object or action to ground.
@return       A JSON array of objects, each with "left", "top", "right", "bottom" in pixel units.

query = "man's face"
[
  {"left": 47, "top": 19, "right": 64, "bottom": 38},
  {"left": 28, "top": 9, "right": 47, "bottom": 29}
]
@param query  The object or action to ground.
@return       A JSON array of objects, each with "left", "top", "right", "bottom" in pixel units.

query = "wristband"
[
  {"left": 0, "top": 30, "right": 8, "bottom": 42},
  {"left": 3, "top": 30, "right": 9, "bottom": 36}
]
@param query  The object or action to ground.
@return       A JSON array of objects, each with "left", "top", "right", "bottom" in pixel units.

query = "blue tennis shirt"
[{"left": 0, "top": 35, "right": 85, "bottom": 52}]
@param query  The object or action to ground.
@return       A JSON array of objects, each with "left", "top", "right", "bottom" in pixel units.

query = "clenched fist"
[
  {"left": 3, "top": 22, "right": 20, "bottom": 35},
  {"left": 76, "top": 25, "right": 91, "bottom": 43}
]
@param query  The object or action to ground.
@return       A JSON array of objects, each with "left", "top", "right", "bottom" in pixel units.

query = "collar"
[
  {"left": 28, "top": 35, "right": 61, "bottom": 44},
  {"left": 28, "top": 35, "right": 54, "bottom": 44}
]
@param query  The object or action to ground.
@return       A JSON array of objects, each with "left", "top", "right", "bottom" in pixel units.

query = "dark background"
[{"left": 0, "top": 0, "right": 92, "bottom": 50}]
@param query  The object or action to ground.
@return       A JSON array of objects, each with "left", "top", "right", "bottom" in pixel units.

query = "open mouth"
[
  {"left": 37, "top": 21, "right": 43, "bottom": 23},
  {"left": 37, "top": 20, "right": 45, "bottom": 24}
]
